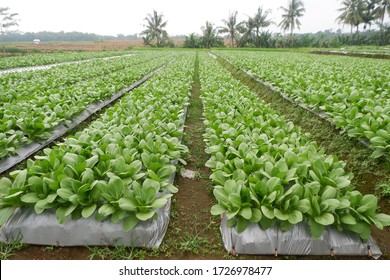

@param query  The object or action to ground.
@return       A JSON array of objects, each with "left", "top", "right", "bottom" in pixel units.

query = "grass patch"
[
  {"left": 0, "top": 237, "right": 27, "bottom": 260},
  {"left": 87, "top": 245, "right": 147, "bottom": 260}
]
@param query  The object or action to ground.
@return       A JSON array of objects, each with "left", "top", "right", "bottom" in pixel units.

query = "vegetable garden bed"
[
  {"left": 0, "top": 53, "right": 194, "bottom": 247},
  {"left": 199, "top": 52, "right": 389, "bottom": 256}
]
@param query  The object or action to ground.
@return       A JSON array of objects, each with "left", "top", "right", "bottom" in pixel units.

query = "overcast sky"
[{"left": 1, "top": 0, "right": 382, "bottom": 36}]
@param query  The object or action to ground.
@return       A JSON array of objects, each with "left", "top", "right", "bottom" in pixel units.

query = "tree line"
[
  {"left": 1, "top": 1, "right": 390, "bottom": 48},
  {"left": 2, "top": 31, "right": 139, "bottom": 42},
  {"left": 141, "top": 0, "right": 390, "bottom": 48}
]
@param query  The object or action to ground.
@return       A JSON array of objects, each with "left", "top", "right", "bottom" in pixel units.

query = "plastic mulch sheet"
[
  {"left": 0, "top": 199, "right": 171, "bottom": 247},
  {"left": 220, "top": 214, "right": 382, "bottom": 258}
]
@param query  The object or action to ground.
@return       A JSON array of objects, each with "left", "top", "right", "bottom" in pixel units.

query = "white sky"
[{"left": 1, "top": 0, "right": 381, "bottom": 36}]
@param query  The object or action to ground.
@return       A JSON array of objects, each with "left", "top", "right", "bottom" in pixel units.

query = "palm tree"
[
  {"left": 362, "top": 0, "right": 377, "bottom": 30},
  {"left": 140, "top": 10, "right": 168, "bottom": 47},
  {"left": 240, "top": 16, "right": 256, "bottom": 46},
  {"left": 184, "top": 33, "right": 201, "bottom": 48},
  {"left": 0, "top": 7, "right": 19, "bottom": 55},
  {"left": 201, "top": 21, "right": 219, "bottom": 48},
  {"left": 336, "top": 0, "right": 366, "bottom": 34},
  {"left": 253, "top": 7, "right": 274, "bottom": 47},
  {"left": 373, "top": 0, "right": 390, "bottom": 31},
  {"left": 0, "top": 7, "right": 18, "bottom": 35},
  {"left": 218, "top": 11, "right": 244, "bottom": 47},
  {"left": 278, "top": 0, "right": 306, "bottom": 37}
]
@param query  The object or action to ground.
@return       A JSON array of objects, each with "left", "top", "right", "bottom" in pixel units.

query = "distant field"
[{"left": 2, "top": 39, "right": 185, "bottom": 53}]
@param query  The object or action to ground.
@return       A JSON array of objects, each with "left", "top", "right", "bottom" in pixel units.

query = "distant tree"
[
  {"left": 373, "top": 0, "right": 390, "bottom": 27},
  {"left": 201, "top": 21, "right": 220, "bottom": 48},
  {"left": 142, "top": 34, "right": 153, "bottom": 47},
  {"left": 140, "top": 10, "right": 168, "bottom": 47},
  {"left": 363, "top": 0, "right": 378, "bottom": 29},
  {"left": 239, "top": 17, "right": 256, "bottom": 47},
  {"left": 253, "top": 7, "right": 274, "bottom": 47},
  {"left": 218, "top": 11, "right": 244, "bottom": 47},
  {"left": 337, "top": 0, "right": 367, "bottom": 33},
  {"left": 373, "top": 0, "right": 390, "bottom": 43},
  {"left": 0, "top": 7, "right": 18, "bottom": 36},
  {"left": 183, "top": 33, "right": 201, "bottom": 48},
  {"left": 278, "top": 0, "right": 306, "bottom": 37},
  {"left": 0, "top": 7, "right": 19, "bottom": 54}
]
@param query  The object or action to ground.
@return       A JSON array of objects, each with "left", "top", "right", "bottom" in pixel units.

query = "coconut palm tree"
[
  {"left": 278, "top": 0, "right": 306, "bottom": 37},
  {"left": 373, "top": 0, "right": 390, "bottom": 30},
  {"left": 201, "top": 21, "right": 219, "bottom": 48},
  {"left": 253, "top": 7, "right": 274, "bottom": 47},
  {"left": 336, "top": 0, "right": 366, "bottom": 33},
  {"left": 0, "top": 7, "right": 19, "bottom": 55},
  {"left": 140, "top": 10, "right": 168, "bottom": 47},
  {"left": 219, "top": 11, "right": 244, "bottom": 47},
  {"left": 362, "top": 0, "right": 377, "bottom": 30},
  {"left": 240, "top": 16, "right": 256, "bottom": 46}
]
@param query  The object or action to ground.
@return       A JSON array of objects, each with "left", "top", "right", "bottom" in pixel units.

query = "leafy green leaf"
[
  {"left": 356, "top": 194, "right": 377, "bottom": 213},
  {"left": 65, "top": 204, "right": 77, "bottom": 216},
  {"left": 261, "top": 205, "right": 275, "bottom": 219},
  {"left": 98, "top": 204, "right": 116, "bottom": 217},
  {"left": 0, "top": 207, "right": 14, "bottom": 226},
  {"left": 150, "top": 197, "right": 168, "bottom": 209},
  {"left": 123, "top": 214, "right": 139, "bottom": 232},
  {"left": 85, "top": 155, "right": 99, "bottom": 169},
  {"left": 314, "top": 213, "right": 334, "bottom": 226},
  {"left": 340, "top": 214, "right": 357, "bottom": 225},
  {"left": 57, "top": 188, "right": 74, "bottom": 201},
  {"left": 250, "top": 208, "right": 262, "bottom": 222},
  {"left": 118, "top": 197, "right": 138, "bottom": 212},
  {"left": 321, "top": 187, "right": 337, "bottom": 200},
  {"left": 0, "top": 178, "right": 12, "bottom": 195},
  {"left": 288, "top": 210, "right": 303, "bottom": 224},
  {"left": 81, "top": 204, "right": 97, "bottom": 219},
  {"left": 12, "top": 170, "right": 27, "bottom": 190},
  {"left": 274, "top": 208, "right": 289, "bottom": 221},
  {"left": 55, "top": 207, "right": 67, "bottom": 224},
  {"left": 156, "top": 165, "right": 175, "bottom": 181},
  {"left": 20, "top": 193, "right": 40, "bottom": 204},
  {"left": 136, "top": 210, "right": 155, "bottom": 221},
  {"left": 297, "top": 198, "right": 311, "bottom": 213},
  {"left": 239, "top": 207, "right": 252, "bottom": 220},
  {"left": 374, "top": 213, "right": 390, "bottom": 227},
  {"left": 211, "top": 204, "right": 226, "bottom": 215},
  {"left": 236, "top": 216, "right": 250, "bottom": 233},
  {"left": 308, "top": 217, "right": 325, "bottom": 239}
]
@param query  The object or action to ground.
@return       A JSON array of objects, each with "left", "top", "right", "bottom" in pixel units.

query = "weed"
[
  {"left": 194, "top": 170, "right": 202, "bottom": 180},
  {"left": 0, "top": 236, "right": 26, "bottom": 260},
  {"left": 377, "top": 183, "right": 390, "bottom": 198},
  {"left": 87, "top": 245, "right": 147, "bottom": 260},
  {"left": 178, "top": 233, "right": 209, "bottom": 254}
]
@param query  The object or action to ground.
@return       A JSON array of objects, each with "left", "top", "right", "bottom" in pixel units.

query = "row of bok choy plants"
[
  {"left": 199, "top": 53, "right": 390, "bottom": 240},
  {"left": 0, "top": 52, "right": 173, "bottom": 159},
  {"left": 0, "top": 50, "right": 132, "bottom": 70},
  {"left": 0, "top": 52, "right": 194, "bottom": 230},
  {"left": 216, "top": 51, "right": 390, "bottom": 159}
]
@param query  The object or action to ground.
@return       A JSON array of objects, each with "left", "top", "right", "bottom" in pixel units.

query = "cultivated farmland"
[
  {"left": 216, "top": 51, "right": 390, "bottom": 159},
  {"left": 0, "top": 50, "right": 389, "bottom": 260}
]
